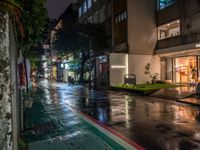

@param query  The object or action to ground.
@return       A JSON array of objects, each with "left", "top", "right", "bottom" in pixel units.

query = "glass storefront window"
[
  {"left": 158, "top": 20, "right": 180, "bottom": 40},
  {"left": 158, "top": 0, "right": 177, "bottom": 10},
  {"left": 173, "top": 56, "right": 197, "bottom": 83}
]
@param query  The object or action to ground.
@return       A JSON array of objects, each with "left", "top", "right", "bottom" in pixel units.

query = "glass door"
[{"left": 173, "top": 56, "right": 197, "bottom": 83}]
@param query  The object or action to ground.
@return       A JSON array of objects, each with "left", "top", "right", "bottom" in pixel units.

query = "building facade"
[
  {"left": 78, "top": 0, "right": 200, "bottom": 85},
  {"left": 111, "top": 0, "right": 160, "bottom": 85},
  {"left": 49, "top": 3, "right": 79, "bottom": 82},
  {"left": 78, "top": 0, "right": 112, "bottom": 88},
  {"left": 156, "top": 0, "right": 200, "bottom": 83},
  {"left": 78, "top": 0, "right": 160, "bottom": 86}
]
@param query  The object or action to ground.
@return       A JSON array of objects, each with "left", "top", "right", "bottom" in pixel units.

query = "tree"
[
  {"left": 0, "top": 0, "right": 48, "bottom": 89},
  {"left": 53, "top": 21, "right": 111, "bottom": 82},
  {"left": 0, "top": 0, "right": 48, "bottom": 54}
]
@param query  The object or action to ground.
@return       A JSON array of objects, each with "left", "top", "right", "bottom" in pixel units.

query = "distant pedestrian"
[
  {"left": 71, "top": 78, "right": 75, "bottom": 85},
  {"left": 68, "top": 76, "right": 71, "bottom": 85}
]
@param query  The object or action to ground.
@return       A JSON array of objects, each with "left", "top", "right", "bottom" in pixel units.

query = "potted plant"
[{"left": 144, "top": 63, "right": 159, "bottom": 84}]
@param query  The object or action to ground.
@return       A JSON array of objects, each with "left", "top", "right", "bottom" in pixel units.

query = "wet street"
[{"left": 31, "top": 80, "right": 200, "bottom": 150}]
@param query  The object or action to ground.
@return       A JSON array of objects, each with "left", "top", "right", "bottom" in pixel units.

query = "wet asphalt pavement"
[{"left": 38, "top": 80, "right": 200, "bottom": 150}]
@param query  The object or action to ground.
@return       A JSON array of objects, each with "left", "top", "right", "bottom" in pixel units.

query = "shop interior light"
[
  {"left": 65, "top": 64, "right": 69, "bottom": 69},
  {"left": 61, "top": 64, "right": 64, "bottom": 68},
  {"left": 195, "top": 43, "right": 200, "bottom": 48}
]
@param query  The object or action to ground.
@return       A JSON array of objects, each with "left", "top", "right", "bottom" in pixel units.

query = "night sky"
[{"left": 46, "top": 0, "right": 77, "bottom": 19}]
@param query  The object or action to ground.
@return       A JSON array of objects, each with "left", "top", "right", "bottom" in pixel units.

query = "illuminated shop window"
[
  {"left": 158, "top": 20, "right": 180, "bottom": 40},
  {"left": 158, "top": 0, "right": 177, "bottom": 10}
]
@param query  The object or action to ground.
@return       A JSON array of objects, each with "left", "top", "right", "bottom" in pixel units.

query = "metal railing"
[{"left": 156, "top": 33, "right": 200, "bottom": 50}]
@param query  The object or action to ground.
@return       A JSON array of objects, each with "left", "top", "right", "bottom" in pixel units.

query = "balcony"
[
  {"left": 156, "top": 33, "right": 200, "bottom": 50},
  {"left": 157, "top": 3, "right": 180, "bottom": 26}
]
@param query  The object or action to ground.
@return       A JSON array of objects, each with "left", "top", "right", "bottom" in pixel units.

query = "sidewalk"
[
  {"left": 21, "top": 83, "right": 141, "bottom": 150},
  {"left": 150, "top": 84, "right": 200, "bottom": 106}
]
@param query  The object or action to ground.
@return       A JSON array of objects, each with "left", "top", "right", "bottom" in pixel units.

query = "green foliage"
[
  {"left": 114, "top": 84, "right": 179, "bottom": 91},
  {"left": 18, "top": 0, "right": 49, "bottom": 55},
  {"left": 53, "top": 21, "right": 110, "bottom": 55},
  {"left": 144, "top": 63, "right": 159, "bottom": 80},
  {"left": 19, "top": 139, "right": 27, "bottom": 150},
  {"left": 53, "top": 21, "right": 110, "bottom": 82},
  {"left": 0, "top": 0, "right": 49, "bottom": 55},
  {"left": 0, "top": 0, "right": 22, "bottom": 14}
]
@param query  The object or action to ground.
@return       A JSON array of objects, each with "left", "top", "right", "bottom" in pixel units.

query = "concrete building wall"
[
  {"left": 0, "top": 13, "right": 13, "bottom": 150},
  {"left": 183, "top": 0, "right": 200, "bottom": 17},
  {"left": 181, "top": 13, "right": 200, "bottom": 35},
  {"left": 128, "top": 55, "right": 160, "bottom": 84},
  {"left": 157, "top": 2, "right": 179, "bottom": 26},
  {"left": 109, "top": 53, "right": 128, "bottom": 86},
  {"left": 127, "top": 0, "right": 157, "bottom": 55}
]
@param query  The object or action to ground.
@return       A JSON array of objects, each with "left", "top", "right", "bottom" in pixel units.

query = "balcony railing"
[{"left": 156, "top": 33, "right": 200, "bottom": 50}]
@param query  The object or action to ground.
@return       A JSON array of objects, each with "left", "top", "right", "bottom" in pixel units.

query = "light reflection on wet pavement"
[
  {"left": 38, "top": 80, "right": 200, "bottom": 150},
  {"left": 24, "top": 82, "right": 125, "bottom": 150}
]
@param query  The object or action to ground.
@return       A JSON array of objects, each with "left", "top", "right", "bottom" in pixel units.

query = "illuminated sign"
[{"left": 111, "top": 65, "right": 126, "bottom": 69}]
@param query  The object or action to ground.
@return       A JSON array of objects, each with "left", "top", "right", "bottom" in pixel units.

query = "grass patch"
[
  {"left": 19, "top": 139, "right": 28, "bottom": 150},
  {"left": 112, "top": 84, "right": 179, "bottom": 91}
]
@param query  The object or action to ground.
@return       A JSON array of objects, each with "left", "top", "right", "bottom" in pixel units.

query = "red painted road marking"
[
  {"left": 70, "top": 106, "right": 145, "bottom": 150},
  {"left": 36, "top": 83, "right": 145, "bottom": 150}
]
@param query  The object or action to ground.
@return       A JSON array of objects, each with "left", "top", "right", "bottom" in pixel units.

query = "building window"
[
  {"left": 87, "top": 0, "right": 92, "bottom": 9},
  {"left": 83, "top": 0, "right": 87, "bottom": 13},
  {"left": 115, "top": 11, "right": 127, "bottom": 23},
  {"left": 115, "top": 42, "right": 127, "bottom": 52},
  {"left": 93, "top": 11, "right": 99, "bottom": 23},
  {"left": 100, "top": 5, "right": 106, "bottom": 23},
  {"left": 173, "top": 56, "right": 197, "bottom": 83},
  {"left": 123, "top": 11, "right": 127, "bottom": 19},
  {"left": 79, "top": 7, "right": 81, "bottom": 17},
  {"left": 158, "top": 20, "right": 180, "bottom": 40},
  {"left": 158, "top": 0, "right": 177, "bottom": 10},
  {"left": 107, "top": 2, "right": 112, "bottom": 18},
  {"left": 88, "top": 16, "right": 93, "bottom": 23}
]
